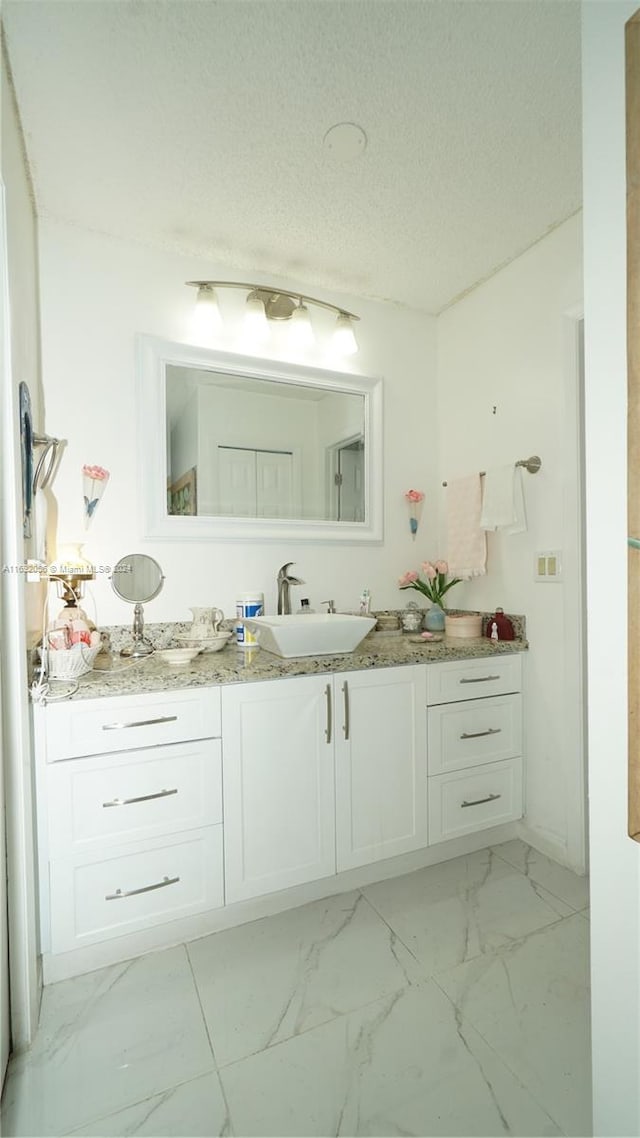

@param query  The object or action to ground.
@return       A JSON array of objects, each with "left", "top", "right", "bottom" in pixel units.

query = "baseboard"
[{"left": 515, "top": 819, "right": 585, "bottom": 874}]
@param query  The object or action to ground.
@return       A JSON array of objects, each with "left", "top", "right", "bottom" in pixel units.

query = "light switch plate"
[{"left": 535, "top": 550, "right": 562, "bottom": 582}]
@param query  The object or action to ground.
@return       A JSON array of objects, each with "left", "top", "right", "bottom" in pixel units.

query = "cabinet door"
[
  {"left": 334, "top": 666, "right": 428, "bottom": 871},
  {"left": 222, "top": 676, "right": 335, "bottom": 903}
]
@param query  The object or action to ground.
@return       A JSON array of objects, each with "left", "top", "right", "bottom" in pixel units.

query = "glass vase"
[{"left": 424, "top": 604, "right": 445, "bottom": 632}]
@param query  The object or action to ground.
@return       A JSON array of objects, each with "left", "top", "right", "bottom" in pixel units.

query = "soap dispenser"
[{"left": 299, "top": 598, "right": 315, "bottom": 614}]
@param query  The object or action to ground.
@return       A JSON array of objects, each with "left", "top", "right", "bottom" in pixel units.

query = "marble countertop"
[{"left": 56, "top": 630, "right": 528, "bottom": 702}]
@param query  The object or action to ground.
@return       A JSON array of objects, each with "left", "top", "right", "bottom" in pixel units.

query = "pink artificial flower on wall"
[
  {"left": 404, "top": 489, "right": 425, "bottom": 539},
  {"left": 82, "top": 464, "right": 110, "bottom": 529},
  {"left": 82, "top": 465, "right": 109, "bottom": 482}
]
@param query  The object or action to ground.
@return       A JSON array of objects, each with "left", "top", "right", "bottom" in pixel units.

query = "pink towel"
[{"left": 446, "top": 475, "right": 487, "bottom": 579}]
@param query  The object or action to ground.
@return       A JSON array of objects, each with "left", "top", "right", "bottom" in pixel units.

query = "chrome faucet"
[{"left": 277, "top": 562, "right": 304, "bottom": 615}]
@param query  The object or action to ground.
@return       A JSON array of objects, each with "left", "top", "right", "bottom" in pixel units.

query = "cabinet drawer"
[
  {"left": 44, "top": 687, "right": 221, "bottom": 761},
  {"left": 49, "top": 825, "right": 224, "bottom": 953},
  {"left": 428, "top": 694, "right": 522, "bottom": 775},
  {"left": 46, "top": 739, "right": 222, "bottom": 856},
  {"left": 428, "top": 758, "right": 523, "bottom": 844},
  {"left": 426, "top": 655, "right": 522, "bottom": 705}
]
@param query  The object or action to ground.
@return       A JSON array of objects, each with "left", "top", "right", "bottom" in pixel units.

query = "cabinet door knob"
[{"left": 342, "top": 681, "right": 350, "bottom": 740}]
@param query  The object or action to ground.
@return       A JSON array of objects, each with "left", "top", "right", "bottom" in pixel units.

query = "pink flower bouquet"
[
  {"left": 82, "top": 464, "right": 110, "bottom": 529},
  {"left": 404, "top": 489, "right": 424, "bottom": 540},
  {"left": 398, "top": 559, "right": 462, "bottom": 608}
]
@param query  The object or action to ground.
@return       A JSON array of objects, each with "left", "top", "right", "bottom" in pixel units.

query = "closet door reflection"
[{"left": 218, "top": 447, "right": 296, "bottom": 518}]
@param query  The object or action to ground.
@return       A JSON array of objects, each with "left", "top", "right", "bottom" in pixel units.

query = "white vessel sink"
[{"left": 241, "top": 613, "right": 376, "bottom": 658}]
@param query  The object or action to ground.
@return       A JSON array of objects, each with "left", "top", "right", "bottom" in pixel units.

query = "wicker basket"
[{"left": 46, "top": 643, "right": 101, "bottom": 679}]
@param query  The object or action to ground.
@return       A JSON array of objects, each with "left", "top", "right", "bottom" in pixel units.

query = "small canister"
[
  {"left": 236, "top": 592, "right": 264, "bottom": 648},
  {"left": 401, "top": 605, "right": 423, "bottom": 633}
]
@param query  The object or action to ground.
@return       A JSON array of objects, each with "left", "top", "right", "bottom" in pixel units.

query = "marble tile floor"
[{"left": 0, "top": 840, "right": 591, "bottom": 1138}]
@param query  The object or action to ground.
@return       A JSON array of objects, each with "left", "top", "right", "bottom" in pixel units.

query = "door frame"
[
  {"left": 326, "top": 432, "right": 365, "bottom": 521},
  {"left": 0, "top": 179, "right": 41, "bottom": 1057},
  {"left": 562, "top": 308, "right": 588, "bottom": 873}
]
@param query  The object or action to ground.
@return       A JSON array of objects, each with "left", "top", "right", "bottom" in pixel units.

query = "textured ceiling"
[{"left": 2, "top": 0, "right": 582, "bottom": 314}]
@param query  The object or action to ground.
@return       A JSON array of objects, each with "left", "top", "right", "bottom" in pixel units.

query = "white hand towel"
[
  {"left": 446, "top": 474, "right": 487, "bottom": 579},
  {"left": 480, "top": 465, "right": 527, "bottom": 534}
]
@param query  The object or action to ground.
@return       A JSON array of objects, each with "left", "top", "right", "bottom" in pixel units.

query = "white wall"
[
  {"left": 37, "top": 219, "right": 438, "bottom": 626},
  {"left": 437, "top": 214, "right": 583, "bottom": 867},
  {"left": 583, "top": 3, "right": 640, "bottom": 1133}
]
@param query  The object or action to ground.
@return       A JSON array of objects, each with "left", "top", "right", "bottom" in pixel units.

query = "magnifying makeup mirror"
[{"left": 112, "top": 554, "right": 164, "bottom": 657}]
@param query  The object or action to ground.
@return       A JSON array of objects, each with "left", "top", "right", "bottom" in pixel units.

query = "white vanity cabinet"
[
  {"left": 221, "top": 665, "right": 428, "bottom": 902},
  {"left": 33, "top": 650, "right": 526, "bottom": 977},
  {"left": 34, "top": 688, "right": 224, "bottom": 954},
  {"left": 426, "top": 655, "right": 523, "bottom": 843}
]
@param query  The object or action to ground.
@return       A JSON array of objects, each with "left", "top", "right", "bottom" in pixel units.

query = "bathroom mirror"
[
  {"left": 136, "top": 335, "right": 383, "bottom": 543},
  {"left": 112, "top": 553, "right": 164, "bottom": 657}
]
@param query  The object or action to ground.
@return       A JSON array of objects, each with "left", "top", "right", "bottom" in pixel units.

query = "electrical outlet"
[
  {"left": 535, "top": 551, "right": 562, "bottom": 582},
  {"left": 26, "top": 559, "right": 46, "bottom": 583}
]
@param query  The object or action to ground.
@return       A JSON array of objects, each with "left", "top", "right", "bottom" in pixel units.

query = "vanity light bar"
[{"left": 185, "top": 280, "right": 359, "bottom": 353}]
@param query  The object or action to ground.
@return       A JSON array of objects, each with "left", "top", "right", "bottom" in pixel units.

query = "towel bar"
[
  {"left": 33, "top": 433, "right": 65, "bottom": 492},
  {"left": 442, "top": 455, "right": 542, "bottom": 487}
]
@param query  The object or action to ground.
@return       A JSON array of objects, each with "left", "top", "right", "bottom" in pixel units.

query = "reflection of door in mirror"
[
  {"left": 337, "top": 438, "right": 365, "bottom": 523},
  {"left": 218, "top": 447, "right": 297, "bottom": 518},
  {"left": 166, "top": 364, "right": 365, "bottom": 522},
  {"left": 328, "top": 434, "right": 365, "bottom": 522}
]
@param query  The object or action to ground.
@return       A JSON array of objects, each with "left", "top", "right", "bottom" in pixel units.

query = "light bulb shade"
[
  {"left": 244, "top": 292, "right": 270, "bottom": 342},
  {"left": 289, "top": 303, "right": 315, "bottom": 348},
  {"left": 194, "top": 284, "right": 222, "bottom": 337},
  {"left": 332, "top": 313, "right": 358, "bottom": 355},
  {"left": 50, "top": 542, "right": 94, "bottom": 582}
]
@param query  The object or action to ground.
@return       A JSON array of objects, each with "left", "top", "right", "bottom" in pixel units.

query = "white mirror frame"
[{"left": 137, "top": 335, "right": 384, "bottom": 543}]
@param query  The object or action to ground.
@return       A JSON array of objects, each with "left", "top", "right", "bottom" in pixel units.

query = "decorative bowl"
[
  {"left": 175, "top": 630, "right": 233, "bottom": 653},
  {"left": 155, "top": 648, "right": 201, "bottom": 666}
]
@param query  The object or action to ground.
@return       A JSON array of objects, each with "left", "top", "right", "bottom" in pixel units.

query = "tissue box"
[{"left": 445, "top": 613, "right": 482, "bottom": 638}]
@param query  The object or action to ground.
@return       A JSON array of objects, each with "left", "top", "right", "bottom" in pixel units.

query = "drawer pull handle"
[
  {"left": 105, "top": 874, "right": 180, "bottom": 901},
  {"left": 461, "top": 793, "right": 502, "bottom": 809},
  {"left": 102, "top": 715, "right": 178, "bottom": 731},
  {"left": 460, "top": 728, "right": 502, "bottom": 740},
  {"left": 102, "top": 788, "right": 178, "bottom": 808},
  {"left": 459, "top": 675, "right": 500, "bottom": 684}
]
